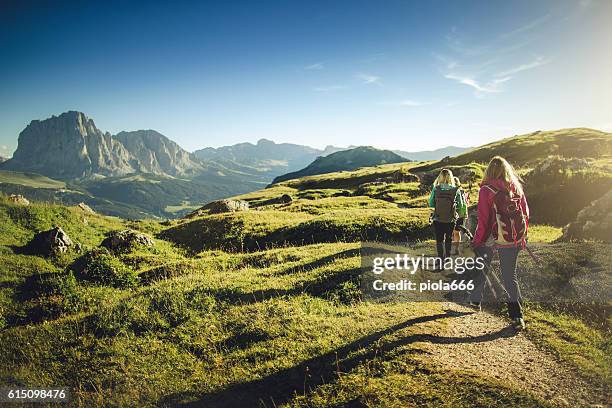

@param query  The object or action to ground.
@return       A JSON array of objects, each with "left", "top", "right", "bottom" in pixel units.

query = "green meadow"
[{"left": 0, "top": 128, "right": 610, "bottom": 407}]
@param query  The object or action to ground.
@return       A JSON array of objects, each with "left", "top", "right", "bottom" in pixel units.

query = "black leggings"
[{"left": 433, "top": 221, "right": 454, "bottom": 259}]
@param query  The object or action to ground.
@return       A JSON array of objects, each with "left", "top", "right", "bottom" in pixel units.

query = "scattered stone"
[
  {"left": 562, "top": 190, "right": 612, "bottom": 242},
  {"left": 260, "top": 194, "right": 293, "bottom": 206},
  {"left": 8, "top": 194, "right": 30, "bottom": 206},
  {"left": 27, "top": 226, "right": 73, "bottom": 256},
  {"left": 77, "top": 202, "right": 95, "bottom": 214},
  {"left": 100, "top": 229, "right": 155, "bottom": 252},
  {"left": 187, "top": 199, "right": 250, "bottom": 217}
]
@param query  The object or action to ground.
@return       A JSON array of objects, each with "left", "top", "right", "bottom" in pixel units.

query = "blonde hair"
[
  {"left": 453, "top": 176, "right": 462, "bottom": 187},
  {"left": 433, "top": 168, "right": 455, "bottom": 187},
  {"left": 483, "top": 156, "right": 524, "bottom": 196}
]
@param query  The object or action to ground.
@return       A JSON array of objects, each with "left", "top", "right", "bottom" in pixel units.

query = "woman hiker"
[
  {"left": 470, "top": 156, "right": 530, "bottom": 330},
  {"left": 429, "top": 168, "right": 466, "bottom": 268}
]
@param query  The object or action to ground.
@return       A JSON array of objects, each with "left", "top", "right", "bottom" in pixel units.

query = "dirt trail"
[{"left": 415, "top": 303, "right": 609, "bottom": 407}]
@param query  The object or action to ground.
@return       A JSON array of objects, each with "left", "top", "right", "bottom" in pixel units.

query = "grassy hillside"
[
  {"left": 0, "top": 129, "right": 610, "bottom": 406},
  {"left": 272, "top": 146, "right": 409, "bottom": 184},
  {"left": 0, "top": 189, "right": 608, "bottom": 406},
  {"left": 412, "top": 128, "right": 611, "bottom": 170},
  {"left": 0, "top": 170, "right": 66, "bottom": 189},
  {"left": 0, "top": 170, "right": 266, "bottom": 220}
]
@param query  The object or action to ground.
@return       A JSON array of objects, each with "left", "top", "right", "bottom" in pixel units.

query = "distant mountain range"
[
  {"left": 272, "top": 146, "right": 408, "bottom": 183},
  {"left": 0, "top": 111, "right": 472, "bottom": 218},
  {"left": 196, "top": 141, "right": 471, "bottom": 177}
]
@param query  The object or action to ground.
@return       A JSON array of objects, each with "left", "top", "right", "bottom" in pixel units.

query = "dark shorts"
[{"left": 454, "top": 218, "right": 465, "bottom": 230}]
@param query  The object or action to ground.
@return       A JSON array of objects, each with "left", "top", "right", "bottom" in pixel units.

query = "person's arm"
[
  {"left": 428, "top": 188, "right": 436, "bottom": 207},
  {"left": 521, "top": 193, "right": 530, "bottom": 220},
  {"left": 472, "top": 186, "right": 493, "bottom": 246},
  {"left": 455, "top": 189, "right": 467, "bottom": 217},
  {"left": 521, "top": 193, "right": 530, "bottom": 234}
]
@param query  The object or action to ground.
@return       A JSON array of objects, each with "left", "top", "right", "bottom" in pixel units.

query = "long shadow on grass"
[
  {"left": 164, "top": 309, "right": 487, "bottom": 407},
  {"left": 272, "top": 248, "right": 361, "bottom": 276},
  {"left": 206, "top": 266, "right": 363, "bottom": 306}
]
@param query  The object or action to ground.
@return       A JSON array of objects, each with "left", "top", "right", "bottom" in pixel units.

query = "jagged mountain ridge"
[
  {"left": 115, "top": 130, "right": 204, "bottom": 177},
  {"left": 1, "top": 112, "right": 204, "bottom": 179}
]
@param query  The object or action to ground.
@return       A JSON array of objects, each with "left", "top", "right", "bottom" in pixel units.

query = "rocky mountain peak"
[{"left": 0, "top": 112, "right": 203, "bottom": 179}]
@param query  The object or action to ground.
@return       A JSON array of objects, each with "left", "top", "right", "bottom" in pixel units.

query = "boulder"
[
  {"left": 77, "top": 202, "right": 95, "bottom": 214},
  {"left": 8, "top": 194, "right": 30, "bottom": 206},
  {"left": 101, "top": 229, "right": 155, "bottom": 252},
  {"left": 261, "top": 194, "right": 293, "bottom": 206},
  {"left": 187, "top": 199, "right": 250, "bottom": 217},
  {"left": 562, "top": 190, "right": 612, "bottom": 242},
  {"left": 27, "top": 226, "right": 73, "bottom": 256}
]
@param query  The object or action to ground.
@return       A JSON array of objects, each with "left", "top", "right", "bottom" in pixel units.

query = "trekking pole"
[{"left": 524, "top": 244, "right": 541, "bottom": 264}]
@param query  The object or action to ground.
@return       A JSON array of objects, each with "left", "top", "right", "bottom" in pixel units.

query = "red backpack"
[{"left": 483, "top": 184, "right": 528, "bottom": 245}]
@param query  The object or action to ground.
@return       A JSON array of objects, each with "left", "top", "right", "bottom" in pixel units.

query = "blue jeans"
[{"left": 470, "top": 246, "right": 523, "bottom": 319}]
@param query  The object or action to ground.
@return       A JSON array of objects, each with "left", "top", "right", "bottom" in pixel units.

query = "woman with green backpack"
[{"left": 429, "top": 169, "right": 466, "bottom": 266}]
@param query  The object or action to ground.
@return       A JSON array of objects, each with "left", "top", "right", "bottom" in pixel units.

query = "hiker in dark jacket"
[
  {"left": 470, "top": 156, "right": 530, "bottom": 330},
  {"left": 428, "top": 169, "right": 466, "bottom": 265}
]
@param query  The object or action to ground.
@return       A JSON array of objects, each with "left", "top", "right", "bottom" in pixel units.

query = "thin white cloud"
[
  {"left": 495, "top": 56, "right": 549, "bottom": 77},
  {"left": 444, "top": 73, "right": 509, "bottom": 94},
  {"left": 432, "top": 52, "right": 458, "bottom": 70},
  {"left": 313, "top": 85, "right": 345, "bottom": 92},
  {"left": 501, "top": 14, "right": 551, "bottom": 39},
  {"left": 355, "top": 73, "right": 381, "bottom": 84},
  {"left": 304, "top": 62, "right": 324, "bottom": 70}
]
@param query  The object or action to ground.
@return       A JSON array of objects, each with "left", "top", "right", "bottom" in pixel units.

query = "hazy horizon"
[{"left": 1, "top": 0, "right": 611, "bottom": 156}]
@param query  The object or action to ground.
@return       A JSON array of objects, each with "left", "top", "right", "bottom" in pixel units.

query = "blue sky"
[{"left": 1, "top": 0, "right": 610, "bottom": 156}]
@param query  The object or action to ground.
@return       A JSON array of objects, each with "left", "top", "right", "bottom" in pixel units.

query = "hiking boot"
[
  {"left": 512, "top": 318, "right": 526, "bottom": 331},
  {"left": 467, "top": 301, "right": 481, "bottom": 312}
]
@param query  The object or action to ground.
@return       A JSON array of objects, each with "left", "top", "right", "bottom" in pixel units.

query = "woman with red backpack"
[{"left": 470, "top": 156, "right": 529, "bottom": 330}]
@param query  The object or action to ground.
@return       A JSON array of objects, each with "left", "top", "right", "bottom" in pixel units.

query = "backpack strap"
[{"left": 482, "top": 184, "right": 499, "bottom": 195}]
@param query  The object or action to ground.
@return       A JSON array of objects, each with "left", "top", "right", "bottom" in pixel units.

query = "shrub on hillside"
[
  {"left": 563, "top": 190, "right": 612, "bottom": 242},
  {"left": 524, "top": 157, "right": 612, "bottom": 226},
  {"left": 69, "top": 248, "right": 139, "bottom": 288}
]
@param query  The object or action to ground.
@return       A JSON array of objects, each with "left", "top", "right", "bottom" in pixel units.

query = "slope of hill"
[
  {"left": 0, "top": 170, "right": 66, "bottom": 189},
  {"left": 272, "top": 146, "right": 409, "bottom": 183},
  {"left": 1, "top": 150, "right": 609, "bottom": 406},
  {"left": 412, "top": 128, "right": 611, "bottom": 170}
]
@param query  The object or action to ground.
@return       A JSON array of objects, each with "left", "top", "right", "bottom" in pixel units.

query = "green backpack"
[{"left": 434, "top": 186, "right": 458, "bottom": 223}]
